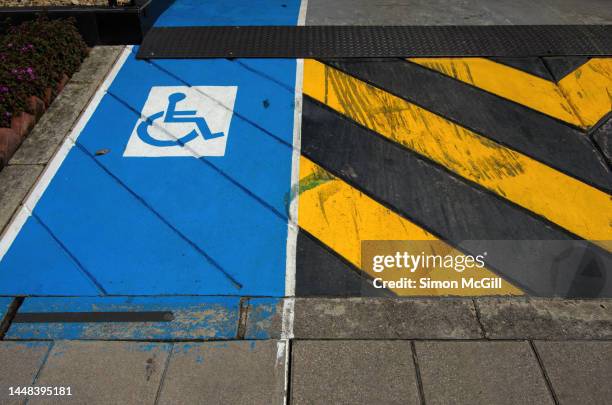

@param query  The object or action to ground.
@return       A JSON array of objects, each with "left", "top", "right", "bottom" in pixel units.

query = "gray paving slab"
[
  {"left": 290, "top": 340, "right": 420, "bottom": 405},
  {"left": 0, "top": 341, "right": 52, "bottom": 404},
  {"left": 0, "top": 164, "right": 43, "bottom": 232},
  {"left": 157, "top": 340, "right": 287, "bottom": 405},
  {"left": 476, "top": 298, "right": 612, "bottom": 339},
  {"left": 28, "top": 341, "right": 170, "bottom": 405},
  {"left": 305, "top": 0, "right": 611, "bottom": 25},
  {"left": 70, "top": 46, "right": 124, "bottom": 85},
  {"left": 292, "top": 298, "right": 482, "bottom": 339},
  {"left": 415, "top": 341, "right": 554, "bottom": 405},
  {"left": 534, "top": 341, "right": 612, "bottom": 404}
]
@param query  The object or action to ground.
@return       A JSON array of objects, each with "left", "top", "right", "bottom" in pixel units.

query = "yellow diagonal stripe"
[
  {"left": 557, "top": 58, "right": 612, "bottom": 127},
  {"left": 409, "top": 57, "right": 583, "bottom": 127},
  {"left": 303, "top": 60, "right": 612, "bottom": 247},
  {"left": 298, "top": 157, "right": 523, "bottom": 296}
]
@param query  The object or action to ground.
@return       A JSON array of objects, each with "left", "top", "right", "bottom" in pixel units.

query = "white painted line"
[
  {"left": 277, "top": 339, "right": 291, "bottom": 405},
  {"left": 282, "top": 0, "right": 308, "bottom": 349},
  {"left": 297, "top": 0, "right": 308, "bottom": 26},
  {"left": 0, "top": 46, "right": 132, "bottom": 262},
  {"left": 281, "top": 297, "right": 295, "bottom": 340},
  {"left": 284, "top": 57, "right": 304, "bottom": 299}
]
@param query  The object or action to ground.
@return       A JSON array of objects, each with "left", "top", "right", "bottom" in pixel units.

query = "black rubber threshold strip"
[
  {"left": 0, "top": 0, "right": 173, "bottom": 46},
  {"left": 136, "top": 25, "right": 612, "bottom": 59},
  {"left": 12, "top": 311, "right": 175, "bottom": 323}
]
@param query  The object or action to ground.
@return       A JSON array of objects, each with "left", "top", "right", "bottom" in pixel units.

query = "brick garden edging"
[
  {"left": 0, "top": 46, "right": 124, "bottom": 237},
  {"left": 0, "top": 73, "right": 70, "bottom": 168}
]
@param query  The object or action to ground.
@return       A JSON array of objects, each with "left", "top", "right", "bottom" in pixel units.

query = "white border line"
[
  {"left": 0, "top": 46, "right": 133, "bottom": 261},
  {"left": 283, "top": 0, "right": 307, "bottom": 326},
  {"left": 284, "top": 57, "right": 303, "bottom": 300},
  {"left": 284, "top": 0, "right": 307, "bottom": 302},
  {"left": 297, "top": 0, "right": 308, "bottom": 25},
  {"left": 282, "top": 2, "right": 308, "bottom": 403},
  {"left": 276, "top": 339, "right": 291, "bottom": 405}
]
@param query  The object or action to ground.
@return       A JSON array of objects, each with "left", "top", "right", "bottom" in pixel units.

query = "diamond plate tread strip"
[{"left": 137, "top": 25, "right": 612, "bottom": 59}]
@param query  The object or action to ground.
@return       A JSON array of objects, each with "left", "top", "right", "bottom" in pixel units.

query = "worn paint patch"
[
  {"left": 303, "top": 59, "right": 612, "bottom": 246},
  {"left": 6, "top": 297, "right": 240, "bottom": 340},
  {"left": 245, "top": 298, "right": 283, "bottom": 339}
]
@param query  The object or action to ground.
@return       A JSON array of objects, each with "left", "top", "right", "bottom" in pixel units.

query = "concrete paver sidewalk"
[{"left": 1, "top": 338, "right": 611, "bottom": 404}]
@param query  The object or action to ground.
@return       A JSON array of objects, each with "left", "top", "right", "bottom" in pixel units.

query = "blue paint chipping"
[
  {"left": 6, "top": 297, "right": 240, "bottom": 340},
  {"left": 0, "top": 0, "right": 301, "bottom": 301},
  {"left": 245, "top": 298, "right": 282, "bottom": 339}
]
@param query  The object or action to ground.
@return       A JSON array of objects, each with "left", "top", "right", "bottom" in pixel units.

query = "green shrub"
[{"left": 0, "top": 17, "right": 87, "bottom": 127}]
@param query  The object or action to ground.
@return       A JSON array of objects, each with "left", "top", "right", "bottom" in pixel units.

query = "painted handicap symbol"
[
  {"left": 137, "top": 92, "right": 224, "bottom": 147},
  {"left": 124, "top": 86, "right": 237, "bottom": 158}
]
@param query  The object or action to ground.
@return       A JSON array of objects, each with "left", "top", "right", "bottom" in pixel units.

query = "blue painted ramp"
[{"left": 0, "top": 0, "right": 301, "bottom": 298}]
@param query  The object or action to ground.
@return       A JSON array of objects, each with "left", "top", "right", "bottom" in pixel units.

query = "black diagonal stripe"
[
  {"left": 13, "top": 311, "right": 175, "bottom": 323},
  {"left": 296, "top": 229, "right": 395, "bottom": 297},
  {"left": 542, "top": 56, "right": 591, "bottom": 81},
  {"left": 591, "top": 115, "right": 612, "bottom": 166},
  {"left": 321, "top": 59, "right": 611, "bottom": 193},
  {"left": 301, "top": 97, "right": 612, "bottom": 297},
  {"left": 490, "top": 57, "right": 553, "bottom": 81}
]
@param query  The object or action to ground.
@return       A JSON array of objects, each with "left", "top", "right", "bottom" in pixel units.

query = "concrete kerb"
[{"left": 0, "top": 46, "right": 126, "bottom": 240}]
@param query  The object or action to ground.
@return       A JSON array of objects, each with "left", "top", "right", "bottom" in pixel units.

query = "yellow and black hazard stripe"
[{"left": 295, "top": 57, "right": 612, "bottom": 298}]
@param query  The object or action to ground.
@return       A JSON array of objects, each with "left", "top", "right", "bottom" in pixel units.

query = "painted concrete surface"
[
  {"left": 305, "top": 0, "right": 612, "bottom": 25},
  {"left": 6, "top": 296, "right": 240, "bottom": 340},
  {"left": 0, "top": 0, "right": 302, "bottom": 298}
]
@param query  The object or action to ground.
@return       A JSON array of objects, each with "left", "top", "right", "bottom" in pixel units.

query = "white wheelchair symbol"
[{"left": 124, "top": 86, "right": 237, "bottom": 158}]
